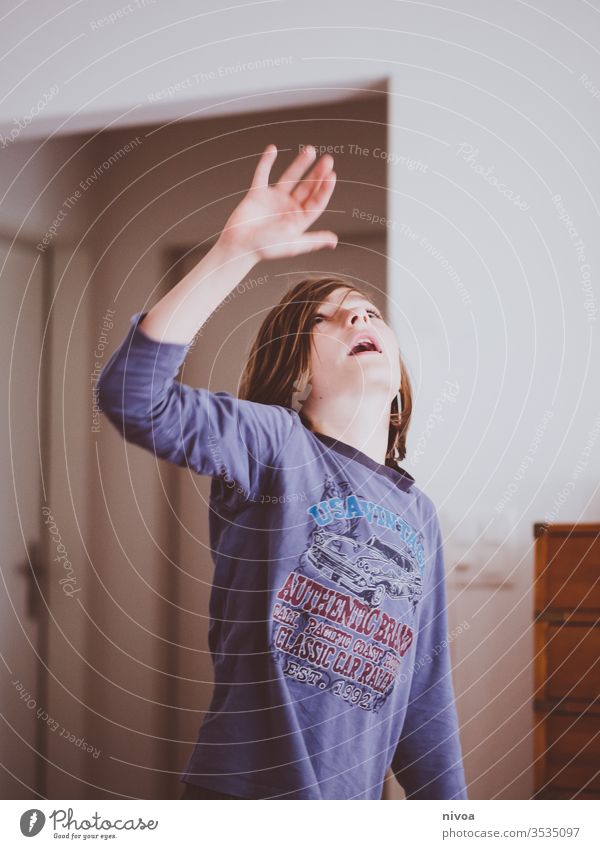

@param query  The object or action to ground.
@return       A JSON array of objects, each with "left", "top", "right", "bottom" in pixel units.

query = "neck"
[{"left": 299, "top": 395, "right": 391, "bottom": 466}]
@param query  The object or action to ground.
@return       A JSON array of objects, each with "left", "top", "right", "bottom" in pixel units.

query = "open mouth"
[{"left": 348, "top": 338, "right": 382, "bottom": 356}]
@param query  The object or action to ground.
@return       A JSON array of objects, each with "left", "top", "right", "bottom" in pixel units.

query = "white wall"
[{"left": 2, "top": 0, "right": 599, "bottom": 801}]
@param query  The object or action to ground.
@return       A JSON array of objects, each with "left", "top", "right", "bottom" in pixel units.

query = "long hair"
[{"left": 238, "top": 275, "right": 413, "bottom": 465}]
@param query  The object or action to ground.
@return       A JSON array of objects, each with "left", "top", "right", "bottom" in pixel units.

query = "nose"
[{"left": 346, "top": 306, "right": 370, "bottom": 326}]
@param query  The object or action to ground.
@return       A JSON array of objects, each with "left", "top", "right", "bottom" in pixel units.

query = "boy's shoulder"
[{"left": 402, "top": 483, "right": 439, "bottom": 532}]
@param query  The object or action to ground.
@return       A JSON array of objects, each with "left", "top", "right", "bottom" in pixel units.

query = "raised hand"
[{"left": 218, "top": 144, "right": 338, "bottom": 261}]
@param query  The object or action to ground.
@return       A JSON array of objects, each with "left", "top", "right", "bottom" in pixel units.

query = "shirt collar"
[{"left": 297, "top": 415, "right": 415, "bottom": 493}]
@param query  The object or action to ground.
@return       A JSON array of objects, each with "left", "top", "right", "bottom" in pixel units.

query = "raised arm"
[
  {"left": 97, "top": 145, "right": 338, "bottom": 507},
  {"left": 138, "top": 143, "right": 337, "bottom": 345}
]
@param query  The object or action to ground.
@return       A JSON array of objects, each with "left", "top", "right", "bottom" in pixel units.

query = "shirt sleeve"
[
  {"left": 391, "top": 505, "right": 468, "bottom": 800},
  {"left": 96, "top": 311, "right": 297, "bottom": 509}
]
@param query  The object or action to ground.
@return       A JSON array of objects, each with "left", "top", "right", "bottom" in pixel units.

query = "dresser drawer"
[
  {"left": 533, "top": 785, "right": 600, "bottom": 799},
  {"left": 541, "top": 621, "right": 600, "bottom": 702},
  {"left": 533, "top": 787, "right": 600, "bottom": 799},
  {"left": 535, "top": 525, "right": 600, "bottom": 610},
  {"left": 538, "top": 711, "right": 600, "bottom": 793}
]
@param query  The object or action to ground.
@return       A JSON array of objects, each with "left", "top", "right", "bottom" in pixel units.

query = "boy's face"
[{"left": 305, "top": 287, "right": 401, "bottom": 405}]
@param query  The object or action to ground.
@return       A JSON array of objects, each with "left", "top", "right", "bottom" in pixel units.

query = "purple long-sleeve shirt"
[{"left": 97, "top": 310, "right": 468, "bottom": 800}]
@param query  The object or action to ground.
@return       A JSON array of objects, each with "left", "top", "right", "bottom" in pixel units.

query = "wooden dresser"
[{"left": 533, "top": 522, "right": 600, "bottom": 799}]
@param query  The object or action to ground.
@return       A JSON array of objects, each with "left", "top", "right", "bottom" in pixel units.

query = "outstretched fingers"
[
  {"left": 275, "top": 145, "right": 318, "bottom": 191},
  {"left": 292, "top": 154, "right": 334, "bottom": 206},
  {"left": 301, "top": 171, "right": 337, "bottom": 225},
  {"left": 250, "top": 144, "right": 278, "bottom": 189}
]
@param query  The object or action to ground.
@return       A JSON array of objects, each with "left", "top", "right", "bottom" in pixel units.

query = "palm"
[{"left": 222, "top": 145, "right": 338, "bottom": 260}]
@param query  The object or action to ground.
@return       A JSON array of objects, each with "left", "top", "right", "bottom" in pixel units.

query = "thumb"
[{"left": 287, "top": 231, "right": 339, "bottom": 256}]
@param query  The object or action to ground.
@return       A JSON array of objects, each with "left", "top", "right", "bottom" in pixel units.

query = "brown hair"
[{"left": 238, "top": 275, "right": 413, "bottom": 465}]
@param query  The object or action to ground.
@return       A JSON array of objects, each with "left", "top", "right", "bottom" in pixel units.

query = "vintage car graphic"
[{"left": 304, "top": 530, "right": 423, "bottom": 607}]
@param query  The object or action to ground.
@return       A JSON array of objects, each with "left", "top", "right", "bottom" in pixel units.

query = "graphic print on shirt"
[{"left": 270, "top": 473, "right": 426, "bottom": 714}]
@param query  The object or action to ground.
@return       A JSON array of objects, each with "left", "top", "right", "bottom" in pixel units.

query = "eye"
[
  {"left": 367, "top": 309, "right": 383, "bottom": 319},
  {"left": 311, "top": 313, "right": 327, "bottom": 324}
]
